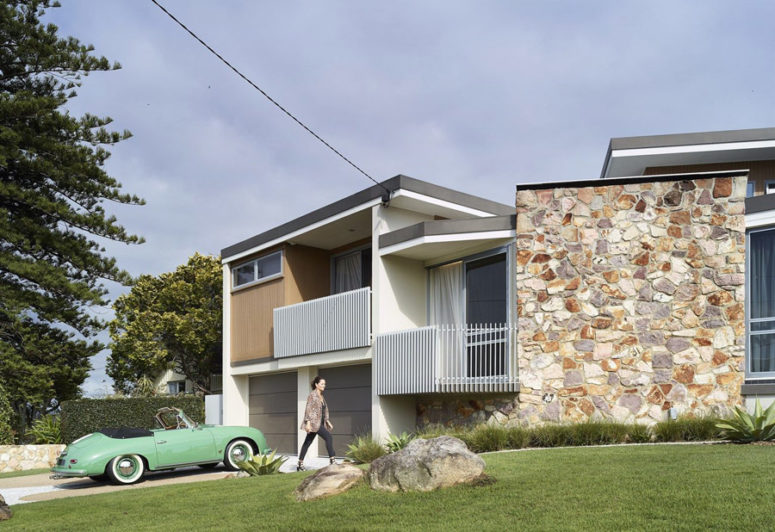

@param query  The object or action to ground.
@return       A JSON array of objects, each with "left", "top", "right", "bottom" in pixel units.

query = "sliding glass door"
[{"left": 748, "top": 227, "right": 775, "bottom": 377}]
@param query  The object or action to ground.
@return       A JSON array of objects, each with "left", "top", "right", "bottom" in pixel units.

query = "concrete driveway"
[{"left": 0, "top": 455, "right": 330, "bottom": 505}]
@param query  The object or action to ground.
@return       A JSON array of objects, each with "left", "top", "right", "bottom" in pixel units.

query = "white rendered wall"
[
  {"left": 745, "top": 396, "right": 775, "bottom": 410},
  {"left": 222, "top": 263, "right": 249, "bottom": 426}
]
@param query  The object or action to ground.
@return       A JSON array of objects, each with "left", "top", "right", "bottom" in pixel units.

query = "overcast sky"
[{"left": 46, "top": 0, "right": 775, "bottom": 395}]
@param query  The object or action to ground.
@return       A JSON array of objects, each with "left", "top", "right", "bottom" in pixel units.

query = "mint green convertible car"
[{"left": 51, "top": 407, "right": 268, "bottom": 484}]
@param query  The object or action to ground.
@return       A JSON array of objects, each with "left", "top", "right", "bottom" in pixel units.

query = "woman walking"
[{"left": 297, "top": 376, "right": 336, "bottom": 471}]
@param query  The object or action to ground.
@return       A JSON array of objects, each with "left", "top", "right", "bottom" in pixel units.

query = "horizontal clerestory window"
[{"left": 232, "top": 251, "right": 282, "bottom": 289}]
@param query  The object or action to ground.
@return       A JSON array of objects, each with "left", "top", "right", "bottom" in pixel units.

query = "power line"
[{"left": 149, "top": 0, "right": 391, "bottom": 198}]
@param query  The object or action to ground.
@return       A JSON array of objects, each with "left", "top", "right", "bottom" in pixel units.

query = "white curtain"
[
  {"left": 430, "top": 262, "right": 463, "bottom": 326},
  {"left": 334, "top": 252, "right": 362, "bottom": 294}
]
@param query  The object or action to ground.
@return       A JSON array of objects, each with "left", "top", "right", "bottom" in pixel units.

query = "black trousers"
[{"left": 299, "top": 424, "right": 335, "bottom": 459}]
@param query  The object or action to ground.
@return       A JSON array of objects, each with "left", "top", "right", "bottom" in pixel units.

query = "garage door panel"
[
  {"left": 249, "top": 373, "right": 296, "bottom": 394},
  {"left": 320, "top": 364, "right": 370, "bottom": 384},
  {"left": 249, "top": 413, "right": 297, "bottom": 434},
  {"left": 318, "top": 365, "right": 371, "bottom": 456},
  {"left": 248, "top": 391, "right": 296, "bottom": 414},
  {"left": 328, "top": 412, "right": 371, "bottom": 436},
  {"left": 324, "top": 387, "right": 370, "bottom": 410},
  {"left": 248, "top": 373, "right": 297, "bottom": 454}
]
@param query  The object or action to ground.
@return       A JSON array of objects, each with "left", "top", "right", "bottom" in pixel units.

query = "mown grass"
[
  {"left": 6, "top": 444, "right": 775, "bottom": 531},
  {"left": 0, "top": 468, "right": 49, "bottom": 479}
]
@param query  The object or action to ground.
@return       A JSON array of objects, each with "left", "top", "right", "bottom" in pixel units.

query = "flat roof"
[
  {"left": 378, "top": 215, "right": 516, "bottom": 249},
  {"left": 601, "top": 127, "right": 775, "bottom": 179},
  {"left": 221, "top": 174, "right": 513, "bottom": 260},
  {"left": 517, "top": 169, "right": 749, "bottom": 192}
]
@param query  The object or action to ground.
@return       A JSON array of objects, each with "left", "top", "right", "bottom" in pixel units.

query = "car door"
[{"left": 154, "top": 427, "right": 217, "bottom": 467}]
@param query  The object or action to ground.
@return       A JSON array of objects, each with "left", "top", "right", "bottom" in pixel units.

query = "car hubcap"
[
  {"left": 118, "top": 458, "right": 136, "bottom": 477},
  {"left": 231, "top": 446, "right": 246, "bottom": 462}
]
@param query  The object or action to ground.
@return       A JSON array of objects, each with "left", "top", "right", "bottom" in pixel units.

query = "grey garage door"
[
  {"left": 318, "top": 364, "right": 371, "bottom": 455},
  {"left": 249, "top": 372, "right": 297, "bottom": 454}
]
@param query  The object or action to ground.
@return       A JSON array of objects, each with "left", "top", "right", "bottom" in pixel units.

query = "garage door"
[
  {"left": 318, "top": 364, "right": 371, "bottom": 455},
  {"left": 249, "top": 372, "right": 297, "bottom": 454}
]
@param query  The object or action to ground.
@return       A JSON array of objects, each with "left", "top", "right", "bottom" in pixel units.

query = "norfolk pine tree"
[{"left": 0, "top": 1, "right": 143, "bottom": 428}]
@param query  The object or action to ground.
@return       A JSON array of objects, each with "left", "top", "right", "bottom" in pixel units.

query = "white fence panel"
[{"left": 273, "top": 287, "right": 371, "bottom": 358}]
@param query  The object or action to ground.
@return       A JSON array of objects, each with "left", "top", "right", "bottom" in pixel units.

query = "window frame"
[
  {"left": 746, "top": 225, "right": 775, "bottom": 380},
  {"left": 231, "top": 250, "right": 283, "bottom": 291}
]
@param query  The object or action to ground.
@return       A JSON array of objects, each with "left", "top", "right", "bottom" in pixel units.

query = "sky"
[{"left": 44, "top": 0, "right": 775, "bottom": 395}]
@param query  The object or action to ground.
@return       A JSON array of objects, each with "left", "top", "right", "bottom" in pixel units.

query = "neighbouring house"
[
  {"left": 221, "top": 127, "right": 774, "bottom": 456},
  {"left": 152, "top": 369, "right": 223, "bottom": 396}
]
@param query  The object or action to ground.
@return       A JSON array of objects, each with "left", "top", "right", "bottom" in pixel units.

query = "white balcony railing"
[
  {"left": 273, "top": 287, "right": 371, "bottom": 358},
  {"left": 375, "top": 323, "right": 518, "bottom": 395}
]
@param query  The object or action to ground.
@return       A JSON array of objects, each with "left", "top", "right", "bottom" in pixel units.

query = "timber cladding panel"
[
  {"left": 230, "top": 278, "right": 284, "bottom": 362},
  {"left": 249, "top": 373, "right": 297, "bottom": 454},
  {"left": 284, "top": 244, "right": 330, "bottom": 304},
  {"left": 515, "top": 175, "right": 746, "bottom": 424}
]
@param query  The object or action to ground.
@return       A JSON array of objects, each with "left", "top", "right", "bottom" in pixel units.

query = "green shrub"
[
  {"left": 505, "top": 426, "right": 531, "bottom": 449},
  {"left": 385, "top": 431, "right": 415, "bottom": 453},
  {"left": 346, "top": 434, "right": 386, "bottom": 463},
  {"left": 625, "top": 423, "right": 653, "bottom": 443},
  {"left": 654, "top": 416, "right": 723, "bottom": 442},
  {"left": 716, "top": 399, "right": 775, "bottom": 443},
  {"left": 237, "top": 449, "right": 287, "bottom": 475},
  {"left": 461, "top": 424, "right": 510, "bottom": 452},
  {"left": 60, "top": 396, "right": 205, "bottom": 443},
  {"left": 28, "top": 415, "right": 62, "bottom": 444},
  {"left": 566, "top": 421, "right": 629, "bottom": 446},
  {"left": 0, "top": 382, "right": 15, "bottom": 444}
]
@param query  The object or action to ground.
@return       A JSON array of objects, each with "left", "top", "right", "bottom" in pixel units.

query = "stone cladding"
[
  {"left": 416, "top": 395, "right": 519, "bottom": 428},
  {"left": 0, "top": 444, "right": 65, "bottom": 472},
  {"left": 515, "top": 176, "right": 746, "bottom": 424}
]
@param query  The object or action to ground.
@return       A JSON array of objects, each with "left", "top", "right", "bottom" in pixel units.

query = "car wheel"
[
  {"left": 224, "top": 439, "right": 253, "bottom": 470},
  {"left": 107, "top": 454, "right": 145, "bottom": 485},
  {"left": 198, "top": 462, "right": 220, "bottom": 469}
]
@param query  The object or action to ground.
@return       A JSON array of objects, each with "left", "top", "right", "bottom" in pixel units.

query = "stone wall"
[
  {"left": 0, "top": 445, "right": 65, "bottom": 473},
  {"left": 515, "top": 175, "right": 746, "bottom": 424},
  {"left": 416, "top": 395, "right": 519, "bottom": 428}
]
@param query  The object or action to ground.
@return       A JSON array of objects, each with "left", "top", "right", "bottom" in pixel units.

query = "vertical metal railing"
[
  {"left": 273, "top": 287, "right": 371, "bottom": 358},
  {"left": 375, "top": 323, "right": 518, "bottom": 395}
]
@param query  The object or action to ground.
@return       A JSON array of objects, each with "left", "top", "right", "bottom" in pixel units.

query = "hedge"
[{"left": 60, "top": 396, "right": 205, "bottom": 444}]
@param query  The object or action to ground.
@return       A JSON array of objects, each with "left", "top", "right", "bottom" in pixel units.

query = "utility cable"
[{"left": 150, "top": 0, "right": 391, "bottom": 199}]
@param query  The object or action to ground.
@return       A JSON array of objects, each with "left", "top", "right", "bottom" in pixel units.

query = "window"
[
  {"left": 429, "top": 248, "right": 510, "bottom": 377},
  {"left": 167, "top": 381, "right": 185, "bottom": 395},
  {"left": 332, "top": 248, "right": 371, "bottom": 294},
  {"left": 747, "top": 181, "right": 755, "bottom": 198},
  {"left": 232, "top": 251, "right": 282, "bottom": 288},
  {"left": 748, "top": 227, "right": 775, "bottom": 378}
]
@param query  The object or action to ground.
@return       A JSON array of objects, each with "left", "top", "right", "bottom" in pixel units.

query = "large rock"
[
  {"left": 0, "top": 493, "right": 11, "bottom": 521},
  {"left": 294, "top": 463, "right": 365, "bottom": 502},
  {"left": 368, "top": 436, "right": 485, "bottom": 492}
]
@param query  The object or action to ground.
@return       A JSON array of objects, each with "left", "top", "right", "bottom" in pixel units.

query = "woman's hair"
[{"left": 311, "top": 376, "right": 324, "bottom": 390}]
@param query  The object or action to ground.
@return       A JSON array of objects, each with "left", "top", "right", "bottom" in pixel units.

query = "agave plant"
[
  {"left": 236, "top": 449, "right": 287, "bottom": 476},
  {"left": 385, "top": 431, "right": 415, "bottom": 453},
  {"left": 716, "top": 399, "right": 775, "bottom": 443}
]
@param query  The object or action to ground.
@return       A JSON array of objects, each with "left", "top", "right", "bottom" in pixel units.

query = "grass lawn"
[
  {"left": 5, "top": 444, "right": 774, "bottom": 531},
  {"left": 0, "top": 468, "right": 49, "bottom": 479}
]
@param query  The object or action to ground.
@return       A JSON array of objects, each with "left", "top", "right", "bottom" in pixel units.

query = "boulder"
[
  {"left": 368, "top": 436, "right": 485, "bottom": 492},
  {"left": 294, "top": 463, "right": 365, "bottom": 502},
  {"left": 0, "top": 493, "right": 11, "bottom": 521}
]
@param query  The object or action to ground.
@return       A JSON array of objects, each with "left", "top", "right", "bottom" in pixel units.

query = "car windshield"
[{"left": 178, "top": 410, "right": 197, "bottom": 428}]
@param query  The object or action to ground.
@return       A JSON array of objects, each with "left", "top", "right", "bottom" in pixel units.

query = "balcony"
[
  {"left": 273, "top": 287, "right": 371, "bottom": 358},
  {"left": 374, "top": 323, "right": 519, "bottom": 395}
]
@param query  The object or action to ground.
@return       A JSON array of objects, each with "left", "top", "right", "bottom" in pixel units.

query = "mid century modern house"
[{"left": 221, "top": 127, "right": 775, "bottom": 456}]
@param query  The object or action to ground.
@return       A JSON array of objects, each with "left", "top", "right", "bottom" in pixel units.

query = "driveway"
[{"left": 0, "top": 455, "right": 330, "bottom": 505}]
